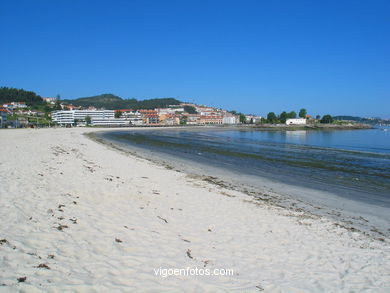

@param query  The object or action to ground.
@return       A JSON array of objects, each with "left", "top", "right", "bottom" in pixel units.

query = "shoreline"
[
  {"left": 90, "top": 129, "right": 390, "bottom": 240},
  {"left": 1, "top": 127, "right": 389, "bottom": 291}
]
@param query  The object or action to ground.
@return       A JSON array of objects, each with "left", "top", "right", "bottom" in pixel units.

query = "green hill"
[
  {"left": 0, "top": 86, "right": 44, "bottom": 106},
  {"left": 333, "top": 115, "right": 387, "bottom": 125},
  {"left": 62, "top": 94, "right": 181, "bottom": 110}
]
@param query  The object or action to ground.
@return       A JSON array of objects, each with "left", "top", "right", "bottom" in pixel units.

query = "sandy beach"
[{"left": 1, "top": 127, "right": 390, "bottom": 292}]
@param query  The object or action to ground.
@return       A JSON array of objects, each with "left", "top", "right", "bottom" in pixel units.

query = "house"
[
  {"left": 199, "top": 115, "right": 223, "bottom": 125},
  {"left": 223, "top": 115, "right": 238, "bottom": 124},
  {"left": 159, "top": 114, "right": 180, "bottom": 125},
  {"left": 0, "top": 107, "right": 7, "bottom": 127},
  {"left": 286, "top": 118, "right": 307, "bottom": 125},
  {"left": 139, "top": 110, "right": 160, "bottom": 124},
  {"left": 43, "top": 97, "right": 58, "bottom": 104},
  {"left": 11, "top": 102, "right": 27, "bottom": 108}
]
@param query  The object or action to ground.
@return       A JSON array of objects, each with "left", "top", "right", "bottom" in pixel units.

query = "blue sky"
[{"left": 1, "top": 0, "right": 389, "bottom": 118}]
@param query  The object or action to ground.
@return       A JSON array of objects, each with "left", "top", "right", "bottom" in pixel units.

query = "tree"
[
  {"left": 239, "top": 114, "right": 246, "bottom": 123},
  {"left": 115, "top": 110, "right": 122, "bottom": 118},
  {"left": 0, "top": 86, "right": 44, "bottom": 106},
  {"left": 279, "top": 111, "right": 288, "bottom": 123},
  {"left": 320, "top": 114, "right": 333, "bottom": 124},
  {"left": 267, "top": 112, "right": 277, "bottom": 123},
  {"left": 85, "top": 116, "right": 91, "bottom": 126},
  {"left": 316, "top": 115, "right": 321, "bottom": 120},
  {"left": 53, "top": 101, "right": 62, "bottom": 110},
  {"left": 287, "top": 111, "right": 297, "bottom": 119},
  {"left": 183, "top": 105, "right": 197, "bottom": 114},
  {"left": 299, "top": 108, "right": 307, "bottom": 118},
  {"left": 180, "top": 115, "right": 188, "bottom": 125}
]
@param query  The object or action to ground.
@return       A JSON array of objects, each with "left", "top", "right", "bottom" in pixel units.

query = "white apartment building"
[
  {"left": 222, "top": 115, "right": 238, "bottom": 124},
  {"left": 52, "top": 110, "right": 116, "bottom": 126}
]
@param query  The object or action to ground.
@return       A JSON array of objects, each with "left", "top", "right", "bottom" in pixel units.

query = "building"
[
  {"left": 2, "top": 102, "right": 27, "bottom": 110},
  {"left": 43, "top": 97, "right": 58, "bottom": 104},
  {"left": 159, "top": 114, "right": 180, "bottom": 125},
  {"left": 139, "top": 110, "right": 160, "bottom": 125},
  {"left": 222, "top": 115, "right": 238, "bottom": 124},
  {"left": 199, "top": 115, "right": 223, "bottom": 125},
  {"left": 117, "top": 109, "right": 144, "bottom": 125},
  {"left": 186, "top": 114, "right": 201, "bottom": 125},
  {"left": 245, "top": 115, "right": 262, "bottom": 124},
  {"left": 0, "top": 107, "right": 7, "bottom": 127},
  {"left": 52, "top": 110, "right": 116, "bottom": 126},
  {"left": 90, "top": 118, "right": 130, "bottom": 126},
  {"left": 286, "top": 118, "right": 307, "bottom": 125},
  {"left": 11, "top": 102, "right": 27, "bottom": 108}
]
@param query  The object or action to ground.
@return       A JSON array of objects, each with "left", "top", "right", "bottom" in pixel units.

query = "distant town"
[{"left": 0, "top": 87, "right": 388, "bottom": 128}]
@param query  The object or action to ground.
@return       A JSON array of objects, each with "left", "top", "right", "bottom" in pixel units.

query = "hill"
[
  {"left": 333, "top": 115, "right": 388, "bottom": 125},
  {"left": 0, "top": 87, "right": 44, "bottom": 106},
  {"left": 62, "top": 94, "right": 181, "bottom": 110}
]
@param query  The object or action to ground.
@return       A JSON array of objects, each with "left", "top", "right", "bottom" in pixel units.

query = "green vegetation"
[
  {"left": 180, "top": 115, "right": 188, "bottom": 125},
  {"left": 62, "top": 94, "right": 181, "bottom": 110},
  {"left": 239, "top": 114, "right": 246, "bottom": 123},
  {"left": 299, "top": 108, "right": 307, "bottom": 118},
  {"left": 114, "top": 110, "right": 122, "bottom": 118},
  {"left": 0, "top": 87, "right": 44, "bottom": 106},
  {"left": 333, "top": 115, "right": 389, "bottom": 125},
  {"left": 267, "top": 112, "right": 277, "bottom": 123},
  {"left": 85, "top": 116, "right": 91, "bottom": 126},
  {"left": 183, "top": 105, "right": 198, "bottom": 114},
  {"left": 320, "top": 114, "right": 333, "bottom": 124}
]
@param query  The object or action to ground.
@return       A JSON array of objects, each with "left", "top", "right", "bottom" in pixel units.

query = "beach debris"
[
  {"left": 56, "top": 224, "right": 69, "bottom": 231},
  {"left": 73, "top": 201, "right": 77, "bottom": 205},
  {"left": 124, "top": 226, "right": 128, "bottom": 229},
  {"left": 141, "top": 176, "right": 148, "bottom": 179},
  {"left": 0, "top": 239, "right": 8, "bottom": 245},
  {"left": 69, "top": 218, "right": 77, "bottom": 224},
  {"left": 182, "top": 239, "right": 191, "bottom": 243},
  {"left": 36, "top": 263, "right": 50, "bottom": 269},
  {"left": 17, "top": 277, "right": 27, "bottom": 283},
  {"left": 48, "top": 254, "right": 55, "bottom": 259},
  {"left": 115, "top": 238, "right": 123, "bottom": 243},
  {"left": 256, "top": 285, "right": 264, "bottom": 291},
  {"left": 186, "top": 249, "right": 193, "bottom": 259},
  {"left": 58, "top": 204, "right": 65, "bottom": 208},
  {"left": 157, "top": 216, "right": 168, "bottom": 223},
  {"left": 152, "top": 190, "right": 160, "bottom": 195},
  {"left": 57, "top": 216, "right": 64, "bottom": 220},
  {"left": 208, "top": 229, "right": 212, "bottom": 232},
  {"left": 203, "top": 260, "right": 210, "bottom": 267}
]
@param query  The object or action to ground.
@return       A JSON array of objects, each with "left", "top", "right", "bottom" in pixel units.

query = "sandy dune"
[{"left": 0, "top": 128, "right": 389, "bottom": 292}]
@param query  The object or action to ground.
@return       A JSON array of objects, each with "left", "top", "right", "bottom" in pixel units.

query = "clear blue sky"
[{"left": 1, "top": 0, "right": 389, "bottom": 118}]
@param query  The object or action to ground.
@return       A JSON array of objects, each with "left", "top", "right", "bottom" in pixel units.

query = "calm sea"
[{"left": 101, "top": 126, "right": 390, "bottom": 208}]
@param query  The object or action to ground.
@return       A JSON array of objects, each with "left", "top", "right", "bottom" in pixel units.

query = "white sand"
[{"left": 0, "top": 128, "right": 389, "bottom": 292}]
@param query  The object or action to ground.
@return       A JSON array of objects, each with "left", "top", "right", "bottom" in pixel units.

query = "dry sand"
[{"left": 0, "top": 128, "right": 389, "bottom": 292}]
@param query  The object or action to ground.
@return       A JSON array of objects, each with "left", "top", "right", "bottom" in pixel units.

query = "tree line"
[
  {"left": 265, "top": 108, "right": 333, "bottom": 124},
  {"left": 0, "top": 87, "right": 44, "bottom": 106}
]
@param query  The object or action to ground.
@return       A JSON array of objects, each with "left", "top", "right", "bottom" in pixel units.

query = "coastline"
[
  {"left": 1, "top": 128, "right": 389, "bottom": 291},
  {"left": 91, "top": 128, "right": 390, "bottom": 240}
]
